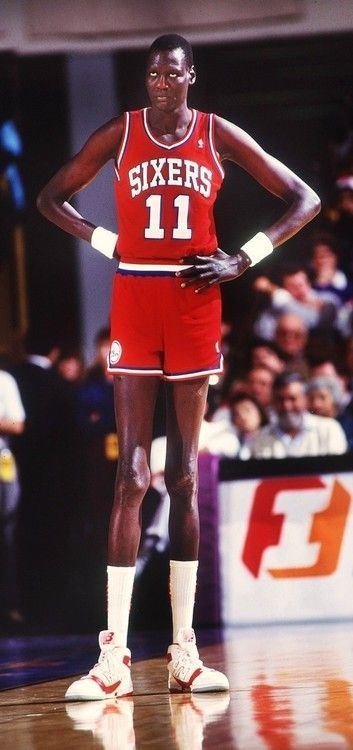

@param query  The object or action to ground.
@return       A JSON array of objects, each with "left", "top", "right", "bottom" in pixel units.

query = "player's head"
[
  {"left": 148, "top": 34, "right": 194, "bottom": 69},
  {"left": 146, "top": 34, "right": 196, "bottom": 109}
]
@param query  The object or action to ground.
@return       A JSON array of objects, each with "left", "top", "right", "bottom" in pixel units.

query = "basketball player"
[{"left": 37, "top": 34, "right": 320, "bottom": 699}]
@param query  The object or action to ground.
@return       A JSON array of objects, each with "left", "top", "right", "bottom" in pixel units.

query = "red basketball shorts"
[{"left": 108, "top": 262, "right": 223, "bottom": 380}]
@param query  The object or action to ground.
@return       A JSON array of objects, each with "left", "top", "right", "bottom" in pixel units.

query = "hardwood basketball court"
[{"left": 1, "top": 620, "right": 353, "bottom": 748}]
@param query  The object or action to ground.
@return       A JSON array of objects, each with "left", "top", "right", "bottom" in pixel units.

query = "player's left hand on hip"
[{"left": 177, "top": 248, "right": 251, "bottom": 293}]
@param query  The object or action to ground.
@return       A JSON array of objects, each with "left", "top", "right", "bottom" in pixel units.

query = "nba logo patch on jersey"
[{"left": 110, "top": 340, "right": 122, "bottom": 365}]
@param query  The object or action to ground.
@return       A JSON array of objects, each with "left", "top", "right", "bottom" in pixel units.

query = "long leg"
[
  {"left": 164, "top": 376, "right": 209, "bottom": 560},
  {"left": 107, "top": 374, "right": 160, "bottom": 566}
]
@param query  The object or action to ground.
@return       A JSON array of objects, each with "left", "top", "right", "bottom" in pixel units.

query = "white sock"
[
  {"left": 169, "top": 559, "right": 198, "bottom": 641},
  {"left": 107, "top": 565, "right": 135, "bottom": 648}
]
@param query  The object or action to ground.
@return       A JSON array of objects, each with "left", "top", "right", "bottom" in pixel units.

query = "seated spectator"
[
  {"left": 13, "top": 331, "right": 76, "bottom": 627},
  {"left": 209, "top": 375, "right": 246, "bottom": 423},
  {"left": 253, "top": 265, "right": 335, "bottom": 341},
  {"left": 309, "top": 232, "right": 352, "bottom": 306},
  {"left": 247, "top": 372, "right": 347, "bottom": 458},
  {"left": 78, "top": 327, "right": 116, "bottom": 548},
  {"left": 249, "top": 339, "right": 285, "bottom": 375},
  {"left": 310, "top": 361, "right": 353, "bottom": 450},
  {"left": 229, "top": 392, "right": 268, "bottom": 459},
  {"left": 310, "top": 358, "right": 343, "bottom": 380},
  {"left": 307, "top": 376, "right": 344, "bottom": 418},
  {"left": 343, "top": 336, "right": 353, "bottom": 394},
  {"left": 244, "top": 366, "right": 274, "bottom": 413},
  {"left": 308, "top": 233, "right": 353, "bottom": 339},
  {"left": 56, "top": 347, "right": 85, "bottom": 384},
  {"left": 274, "top": 313, "right": 310, "bottom": 377},
  {"left": 209, "top": 363, "right": 276, "bottom": 425},
  {"left": 0, "top": 369, "right": 25, "bottom": 629},
  {"left": 78, "top": 327, "right": 115, "bottom": 440},
  {"left": 310, "top": 359, "right": 351, "bottom": 406},
  {"left": 323, "top": 177, "right": 353, "bottom": 275},
  {"left": 307, "top": 375, "right": 353, "bottom": 450}
]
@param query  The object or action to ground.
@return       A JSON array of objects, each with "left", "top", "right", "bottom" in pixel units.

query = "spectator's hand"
[
  {"left": 176, "top": 248, "right": 250, "bottom": 293},
  {"left": 253, "top": 276, "right": 277, "bottom": 294},
  {"left": 253, "top": 345, "right": 285, "bottom": 374}
]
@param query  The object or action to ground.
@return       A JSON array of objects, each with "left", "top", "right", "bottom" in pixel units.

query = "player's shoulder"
[
  {"left": 213, "top": 113, "right": 242, "bottom": 134},
  {"left": 123, "top": 107, "right": 145, "bottom": 121},
  {"left": 193, "top": 109, "right": 217, "bottom": 124}
]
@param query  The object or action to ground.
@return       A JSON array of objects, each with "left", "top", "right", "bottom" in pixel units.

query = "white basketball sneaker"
[
  {"left": 167, "top": 628, "right": 229, "bottom": 693},
  {"left": 65, "top": 630, "right": 133, "bottom": 701}
]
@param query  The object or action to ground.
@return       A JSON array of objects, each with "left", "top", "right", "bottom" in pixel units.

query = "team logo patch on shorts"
[{"left": 110, "top": 340, "right": 122, "bottom": 365}]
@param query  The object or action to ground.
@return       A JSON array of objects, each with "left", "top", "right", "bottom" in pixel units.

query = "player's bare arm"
[
  {"left": 215, "top": 116, "right": 321, "bottom": 245},
  {"left": 179, "top": 115, "right": 321, "bottom": 293},
  {"left": 37, "top": 116, "right": 123, "bottom": 246}
]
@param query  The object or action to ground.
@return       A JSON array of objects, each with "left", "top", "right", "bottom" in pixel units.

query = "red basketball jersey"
[{"left": 114, "top": 108, "right": 224, "bottom": 262}]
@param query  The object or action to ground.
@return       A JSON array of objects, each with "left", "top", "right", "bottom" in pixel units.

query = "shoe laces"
[
  {"left": 172, "top": 647, "right": 203, "bottom": 680},
  {"left": 89, "top": 648, "right": 124, "bottom": 683}
]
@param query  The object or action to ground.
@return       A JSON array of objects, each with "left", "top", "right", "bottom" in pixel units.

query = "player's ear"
[{"left": 189, "top": 65, "right": 196, "bottom": 85}]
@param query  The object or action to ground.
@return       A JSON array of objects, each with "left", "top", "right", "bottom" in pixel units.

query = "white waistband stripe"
[{"left": 118, "top": 262, "right": 193, "bottom": 272}]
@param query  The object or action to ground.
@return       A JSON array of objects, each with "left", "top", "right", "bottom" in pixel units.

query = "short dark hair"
[
  {"left": 310, "top": 231, "right": 340, "bottom": 257},
  {"left": 229, "top": 391, "right": 268, "bottom": 426},
  {"left": 23, "top": 329, "right": 59, "bottom": 357},
  {"left": 273, "top": 371, "right": 307, "bottom": 391},
  {"left": 94, "top": 326, "right": 110, "bottom": 345},
  {"left": 281, "top": 263, "right": 309, "bottom": 281},
  {"left": 148, "top": 34, "right": 194, "bottom": 68}
]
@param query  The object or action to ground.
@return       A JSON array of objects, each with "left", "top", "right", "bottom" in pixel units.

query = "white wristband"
[
  {"left": 90, "top": 226, "right": 118, "bottom": 259},
  {"left": 241, "top": 232, "right": 273, "bottom": 266}
]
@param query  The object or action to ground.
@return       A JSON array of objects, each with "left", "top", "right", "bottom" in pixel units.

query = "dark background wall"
[{"left": 17, "top": 55, "right": 79, "bottom": 348}]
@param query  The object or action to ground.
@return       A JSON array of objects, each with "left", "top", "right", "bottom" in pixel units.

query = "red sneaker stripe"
[
  {"left": 89, "top": 675, "right": 122, "bottom": 694},
  {"left": 174, "top": 667, "right": 203, "bottom": 690}
]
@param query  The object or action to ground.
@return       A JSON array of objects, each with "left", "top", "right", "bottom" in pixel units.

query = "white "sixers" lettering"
[{"left": 129, "top": 158, "right": 212, "bottom": 198}]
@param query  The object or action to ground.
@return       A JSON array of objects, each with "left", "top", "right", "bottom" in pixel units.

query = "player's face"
[{"left": 146, "top": 48, "right": 195, "bottom": 111}]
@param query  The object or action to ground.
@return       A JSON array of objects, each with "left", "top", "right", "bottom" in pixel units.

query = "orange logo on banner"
[{"left": 242, "top": 477, "right": 351, "bottom": 578}]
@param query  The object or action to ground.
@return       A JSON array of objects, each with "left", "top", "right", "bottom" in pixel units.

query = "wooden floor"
[{"left": 1, "top": 620, "right": 353, "bottom": 749}]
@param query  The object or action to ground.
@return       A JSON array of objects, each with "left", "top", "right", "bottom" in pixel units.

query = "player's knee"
[
  {"left": 164, "top": 468, "right": 196, "bottom": 504},
  {"left": 115, "top": 462, "right": 150, "bottom": 506}
]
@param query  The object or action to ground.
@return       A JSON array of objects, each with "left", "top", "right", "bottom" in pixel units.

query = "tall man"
[{"left": 37, "top": 34, "right": 320, "bottom": 698}]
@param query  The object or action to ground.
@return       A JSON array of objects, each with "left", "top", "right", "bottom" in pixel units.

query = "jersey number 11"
[{"left": 144, "top": 194, "right": 191, "bottom": 240}]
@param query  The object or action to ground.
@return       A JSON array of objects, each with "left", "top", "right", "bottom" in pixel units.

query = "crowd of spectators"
[
  {"left": 203, "top": 141, "right": 353, "bottom": 459},
  {"left": 0, "top": 327, "right": 118, "bottom": 632}
]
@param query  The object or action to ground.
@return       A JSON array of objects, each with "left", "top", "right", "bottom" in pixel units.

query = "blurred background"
[{"left": 1, "top": 0, "right": 353, "bottom": 636}]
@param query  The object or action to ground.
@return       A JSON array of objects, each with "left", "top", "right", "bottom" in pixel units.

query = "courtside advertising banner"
[{"left": 219, "top": 472, "right": 353, "bottom": 624}]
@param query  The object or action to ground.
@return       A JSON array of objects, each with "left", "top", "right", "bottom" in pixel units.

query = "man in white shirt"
[
  {"left": 0, "top": 370, "right": 25, "bottom": 627},
  {"left": 248, "top": 371, "right": 347, "bottom": 459}
]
